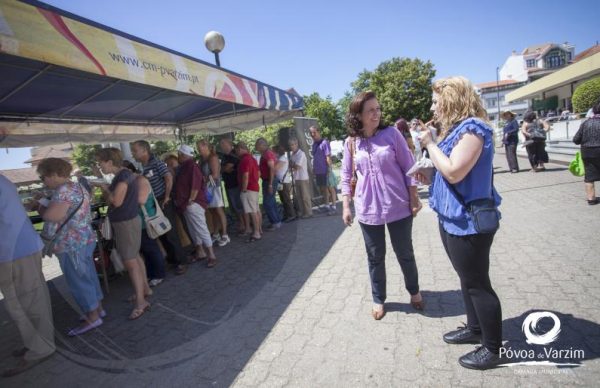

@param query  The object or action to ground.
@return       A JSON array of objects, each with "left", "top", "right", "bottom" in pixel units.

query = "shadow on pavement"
[
  {"left": 386, "top": 289, "right": 464, "bottom": 318},
  {"left": 0, "top": 211, "right": 347, "bottom": 386},
  {"left": 500, "top": 310, "right": 600, "bottom": 367}
]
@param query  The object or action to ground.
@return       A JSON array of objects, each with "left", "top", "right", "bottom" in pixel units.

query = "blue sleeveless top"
[{"left": 429, "top": 118, "right": 502, "bottom": 236}]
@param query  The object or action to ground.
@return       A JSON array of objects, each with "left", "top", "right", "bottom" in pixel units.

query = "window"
[
  {"left": 526, "top": 59, "right": 536, "bottom": 68},
  {"left": 567, "top": 52, "right": 572, "bottom": 61},
  {"left": 486, "top": 98, "right": 497, "bottom": 108},
  {"left": 545, "top": 49, "right": 566, "bottom": 68},
  {"left": 488, "top": 115, "right": 495, "bottom": 121}
]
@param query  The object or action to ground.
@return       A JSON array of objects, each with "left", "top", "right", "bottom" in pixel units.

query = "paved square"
[{"left": 1, "top": 154, "right": 599, "bottom": 387}]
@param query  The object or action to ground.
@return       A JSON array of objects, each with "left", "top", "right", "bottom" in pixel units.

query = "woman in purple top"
[{"left": 341, "top": 91, "right": 424, "bottom": 321}]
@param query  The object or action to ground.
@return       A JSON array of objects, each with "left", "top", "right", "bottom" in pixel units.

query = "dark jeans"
[
  {"left": 359, "top": 216, "right": 420, "bottom": 304},
  {"left": 262, "top": 179, "right": 281, "bottom": 225},
  {"left": 141, "top": 229, "right": 166, "bottom": 279},
  {"left": 439, "top": 223, "right": 502, "bottom": 353},
  {"left": 157, "top": 196, "right": 188, "bottom": 265},
  {"left": 525, "top": 140, "right": 549, "bottom": 168},
  {"left": 504, "top": 144, "right": 519, "bottom": 172},
  {"left": 278, "top": 182, "right": 296, "bottom": 220}
]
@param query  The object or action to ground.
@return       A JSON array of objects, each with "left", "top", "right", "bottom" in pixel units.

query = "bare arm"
[
  {"left": 137, "top": 176, "right": 151, "bottom": 205},
  {"left": 106, "top": 182, "right": 128, "bottom": 207},
  {"left": 521, "top": 122, "right": 531, "bottom": 138},
  {"left": 39, "top": 201, "right": 70, "bottom": 223},
  {"left": 421, "top": 129, "right": 484, "bottom": 184},
  {"left": 163, "top": 173, "right": 173, "bottom": 201},
  {"left": 209, "top": 155, "right": 221, "bottom": 180}
]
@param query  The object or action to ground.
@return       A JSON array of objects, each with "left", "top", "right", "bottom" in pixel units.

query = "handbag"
[
  {"left": 110, "top": 247, "right": 125, "bottom": 273},
  {"left": 140, "top": 192, "right": 172, "bottom": 239},
  {"left": 448, "top": 171, "right": 500, "bottom": 234},
  {"left": 100, "top": 217, "right": 112, "bottom": 240},
  {"left": 569, "top": 151, "right": 585, "bottom": 177},
  {"left": 205, "top": 176, "right": 215, "bottom": 204},
  {"left": 349, "top": 137, "right": 357, "bottom": 197},
  {"left": 41, "top": 184, "right": 84, "bottom": 257},
  {"left": 530, "top": 120, "right": 547, "bottom": 140}
]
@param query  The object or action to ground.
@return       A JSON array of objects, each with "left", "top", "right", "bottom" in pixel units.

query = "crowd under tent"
[{"left": 0, "top": 0, "right": 303, "bottom": 148}]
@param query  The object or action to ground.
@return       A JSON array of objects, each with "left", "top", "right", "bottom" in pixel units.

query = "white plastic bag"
[{"left": 406, "top": 156, "right": 435, "bottom": 182}]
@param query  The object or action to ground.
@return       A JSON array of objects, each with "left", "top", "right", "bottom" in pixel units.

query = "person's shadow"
[
  {"left": 385, "top": 289, "right": 464, "bottom": 318},
  {"left": 500, "top": 310, "right": 600, "bottom": 367}
]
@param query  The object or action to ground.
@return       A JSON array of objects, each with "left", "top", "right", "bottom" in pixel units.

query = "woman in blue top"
[{"left": 417, "top": 76, "right": 503, "bottom": 370}]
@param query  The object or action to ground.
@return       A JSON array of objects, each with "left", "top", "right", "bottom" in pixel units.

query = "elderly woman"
[
  {"left": 197, "top": 140, "right": 230, "bottom": 247},
  {"left": 501, "top": 111, "right": 520, "bottom": 173},
  {"left": 341, "top": 91, "right": 424, "bottom": 322},
  {"left": 521, "top": 111, "right": 550, "bottom": 171},
  {"left": 573, "top": 99, "right": 600, "bottom": 205},
  {"left": 417, "top": 76, "right": 502, "bottom": 370},
  {"left": 94, "top": 148, "right": 150, "bottom": 320},
  {"left": 34, "top": 158, "right": 104, "bottom": 336}
]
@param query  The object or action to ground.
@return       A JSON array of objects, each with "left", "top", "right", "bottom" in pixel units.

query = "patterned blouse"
[{"left": 43, "top": 181, "right": 95, "bottom": 254}]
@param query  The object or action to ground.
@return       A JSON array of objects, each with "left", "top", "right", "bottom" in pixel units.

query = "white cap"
[{"left": 178, "top": 144, "right": 194, "bottom": 157}]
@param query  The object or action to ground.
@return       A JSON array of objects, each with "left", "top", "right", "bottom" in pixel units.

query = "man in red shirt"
[
  {"left": 255, "top": 138, "right": 282, "bottom": 231},
  {"left": 174, "top": 144, "right": 217, "bottom": 268},
  {"left": 236, "top": 142, "right": 262, "bottom": 242}
]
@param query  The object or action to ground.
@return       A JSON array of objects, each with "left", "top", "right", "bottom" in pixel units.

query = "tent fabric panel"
[
  {"left": 184, "top": 109, "right": 300, "bottom": 135},
  {"left": 0, "top": 0, "right": 302, "bottom": 111},
  {"left": 0, "top": 120, "right": 178, "bottom": 148},
  {"left": 115, "top": 93, "right": 195, "bottom": 120}
]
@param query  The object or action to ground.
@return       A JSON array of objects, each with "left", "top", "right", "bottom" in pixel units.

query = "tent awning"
[
  {"left": 0, "top": 0, "right": 303, "bottom": 147},
  {"left": 505, "top": 52, "right": 600, "bottom": 102}
]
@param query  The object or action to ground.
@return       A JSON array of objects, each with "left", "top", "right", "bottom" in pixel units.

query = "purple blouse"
[{"left": 341, "top": 126, "right": 417, "bottom": 225}]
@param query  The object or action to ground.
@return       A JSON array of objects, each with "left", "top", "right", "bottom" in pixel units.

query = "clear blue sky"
[{"left": 1, "top": 0, "right": 599, "bottom": 169}]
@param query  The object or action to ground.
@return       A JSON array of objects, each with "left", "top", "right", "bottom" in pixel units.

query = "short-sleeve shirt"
[
  {"left": 312, "top": 139, "right": 331, "bottom": 174},
  {"left": 238, "top": 153, "right": 260, "bottom": 192},
  {"left": 142, "top": 155, "right": 171, "bottom": 199},
  {"left": 259, "top": 150, "right": 277, "bottom": 181},
  {"left": 174, "top": 159, "right": 207, "bottom": 213},
  {"left": 429, "top": 118, "right": 502, "bottom": 236},
  {"left": 290, "top": 149, "right": 309, "bottom": 181},
  {"left": 107, "top": 169, "right": 139, "bottom": 222},
  {"left": 221, "top": 152, "right": 240, "bottom": 189},
  {"left": 0, "top": 176, "right": 43, "bottom": 262},
  {"left": 276, "top": 154, "right": 292, "bottom": 183},
  {"left": 43, "top": 182, "right": 95, "bottom": 254}
]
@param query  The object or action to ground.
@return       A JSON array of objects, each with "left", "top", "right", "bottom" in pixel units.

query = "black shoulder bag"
[{"left": 447, "top": 172, "right": 499, "bottom": 234}]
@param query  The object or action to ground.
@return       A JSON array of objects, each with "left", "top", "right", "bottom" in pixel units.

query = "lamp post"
[
  {"left": 496, "top": 66, "right": 501, "bottom": 130},
  {"left": 204, "top": 31, "right": 225, "bottom": 67}
]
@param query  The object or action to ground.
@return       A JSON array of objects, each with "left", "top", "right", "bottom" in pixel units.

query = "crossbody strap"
[
  {"left": 447, "top": 168, "right": 494, "bottom": 208},
  {"left": 49, "top": 184, "right": 85, "bottom": 239}
]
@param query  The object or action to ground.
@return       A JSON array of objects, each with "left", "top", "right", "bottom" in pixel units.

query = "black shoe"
[
  {"left": 443, "top": 325, "right": 481, "bottom": 344},
  {"left": 588, "top": 198, "right": 599, "bottom": 205},
  {"left": 458, "top": 346, "right": 501, "bottom": 370}
]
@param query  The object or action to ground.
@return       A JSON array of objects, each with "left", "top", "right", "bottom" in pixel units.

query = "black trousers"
[
  {"left": 504, "top": 144, "right": 519, "bottom": 172},
  {"left": 157, "top": 197, "right": 188, "bottom": 266},
  {"left": 439, "top": 223, "right": 502, "bottom": 353},
  {"left": 525, "top": 140, "right": 549, "bottom": 168},
  {"left": 359, "top": 216, "right": 420, "bottom": 304}
]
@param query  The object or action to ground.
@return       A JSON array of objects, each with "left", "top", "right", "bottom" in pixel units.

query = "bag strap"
[
  {"left": 447, "top": 168, "right": 494, "bottom": 208},
  {"left": 48, "top": 184, "right": 85, "bottom": 239},
  {"left": 349, "top": 137, "right": 357, "bottom": 178}
]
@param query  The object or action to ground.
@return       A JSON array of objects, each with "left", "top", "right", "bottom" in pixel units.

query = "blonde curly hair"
[{"left": 432, "top": 76, "right": 488, "bottom": 139}]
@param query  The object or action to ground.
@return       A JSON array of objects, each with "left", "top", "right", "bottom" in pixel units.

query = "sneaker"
[
  {"left": 218, "top": 235, "right": 231, "bottom": 247},
  {"left": 265, "top": 223, "right": 281, "bottom": 231},
  {"left": 458, "top": 346, "right": 501, "bottom": 370},
  {"left": 327, "top": 205, "right": 336, "bottom": 216},
  {"left": 149, "top": 278, "right": 164, "bottom": 287}
]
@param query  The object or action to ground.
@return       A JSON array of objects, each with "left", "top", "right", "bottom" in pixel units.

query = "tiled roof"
[
  {"left": 574, "top": 44, "right": 600, "bottom": 62},
  {"left": 522, "top": 43, "right": 552, "bottom": 57},
  {"left": 475, "top": 79, "right": 518, "bottom": 89},
  {"left": 25, "top": 144, "right": 73, "bottom": 164},
  {"left": 0, "top": 167, "right": 40, "bottom": 185}
]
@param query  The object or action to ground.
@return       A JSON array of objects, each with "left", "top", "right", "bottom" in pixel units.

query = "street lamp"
[{"left": 204, "top": 31, "right": 225, "bottom": 67}]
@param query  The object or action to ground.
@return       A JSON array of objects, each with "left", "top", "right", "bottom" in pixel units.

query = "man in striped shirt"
[{"left": 132, "top": 141, "right": 188, "bottom": 275}]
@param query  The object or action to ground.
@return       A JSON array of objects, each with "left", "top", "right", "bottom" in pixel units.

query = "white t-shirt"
[
  {"left": 290, "top": 149, "right": 309, "bottom": 181},
  {"left": 276, "top": 154, "right": 292, "bottom": 183}
]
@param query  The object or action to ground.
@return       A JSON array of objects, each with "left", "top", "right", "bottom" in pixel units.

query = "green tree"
[
  {"left": 228, "top": 120, "right": 293, "bottom": 152},
  {"left": 572, "top": 77, "right": 600, "bottom": 113},
  {"left": 303, "top": 93, "right": 345, "bottom": 140},
  {"left": 347, "top": 57, "right": 436, "bottom": 125},
  {"left": 71, "top": 144, "right": 102, "bottom": 175}
]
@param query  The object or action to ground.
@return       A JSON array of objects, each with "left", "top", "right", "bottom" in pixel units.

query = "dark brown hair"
[
  {"left": 37, "top": 158, "right": 72, "bottom": 178},
  {"left": 345, "top": 91, "right": 386, "bottom": 137},
  {"left": 95, "top": 147, "right": 123, "bottom": 167}
]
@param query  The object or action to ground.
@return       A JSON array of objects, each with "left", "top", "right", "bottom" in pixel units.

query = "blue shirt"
[
  {"left": 502, "top": 119, "right": 519, "bottom": 145},
  {"left": 0, "top": 176, "right": 43, "bottom": 262},
  {"left": 429, "top": 118, "right": 502, "bottom": 236},
  {"left": 142, "top": 155, "right": 171, "bottom": 199}
]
